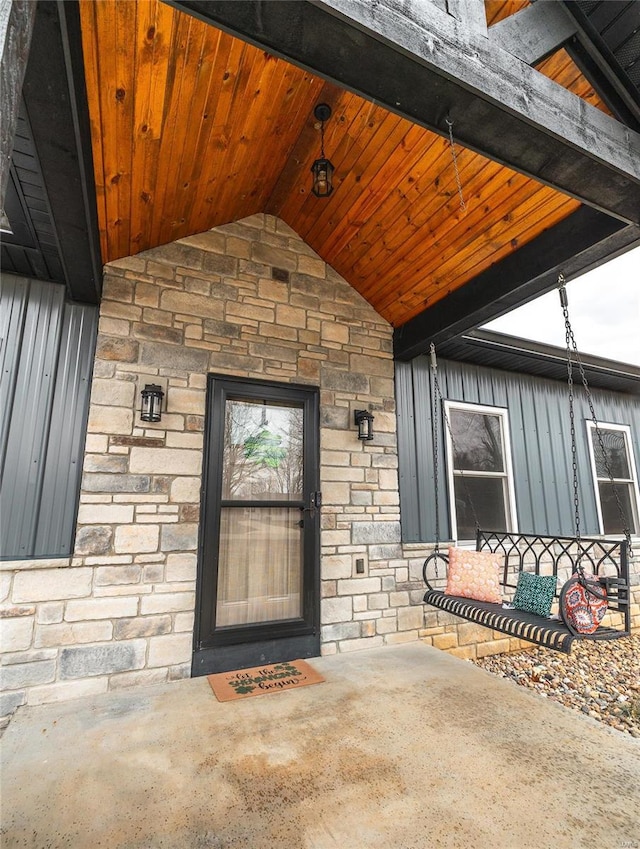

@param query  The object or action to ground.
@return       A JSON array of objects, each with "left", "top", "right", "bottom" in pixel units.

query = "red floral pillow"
[
  {"left": 445, "top": 547, "right": 503, "bottom": 604},
  {"left": 560, "top": 573, "right": 607, "bottom": 634}
]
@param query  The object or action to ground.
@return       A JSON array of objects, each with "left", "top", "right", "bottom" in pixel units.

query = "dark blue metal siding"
[
  {"left": 0, "top": 274, "right": 28, "bottom": 466},
  {"left": 0, "top": 279, "right": 65, "bottom": 555},
  {"left": 396, "top": 356, "right": 640, "bottom": 543},
  {"left": 0, "top": 275, "right": 98, "bottom": 559},
  {"left": 35, "top": 302, "right": 97, "bottom": 556}
]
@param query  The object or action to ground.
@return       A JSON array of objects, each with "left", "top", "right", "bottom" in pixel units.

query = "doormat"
[{"left": 207, "top": 659, "right": 325, "bottom": 702}]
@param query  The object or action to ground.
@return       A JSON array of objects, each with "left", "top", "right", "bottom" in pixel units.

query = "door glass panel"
[
  {"left": 216, "top": 506, "right": 303, "bottom": 627},
  {"left": 453, "top": 476, "right": 507, "bottom": 539},
  {"left": 451, "top": 411, "right": 504, "bottom": 472},
  {"left": 222, "top": 399, "right": 303, "bottom": 500}
]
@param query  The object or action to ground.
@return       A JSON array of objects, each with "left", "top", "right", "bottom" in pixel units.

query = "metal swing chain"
[
  {"left": 559, "top": 276, "right": 633, "bottom": 558},
  {"left": 560, "top": 277, "right": 582, "bottom": 552},
  {"left": 430, "top": 344, "right": 441, "bottom": 558}
]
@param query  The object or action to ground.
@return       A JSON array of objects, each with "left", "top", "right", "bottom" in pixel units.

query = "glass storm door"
[{"left": 193, "top": 376, "right": 320, "bottom": 676}]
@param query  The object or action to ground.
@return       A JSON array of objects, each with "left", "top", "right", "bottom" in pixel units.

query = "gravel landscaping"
[{"left": 473, "top": 633, "right": 640, "bottom": 737}]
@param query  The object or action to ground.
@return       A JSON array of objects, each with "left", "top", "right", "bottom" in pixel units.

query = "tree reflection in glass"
[
  {"left": 222, "top": 399, "right": 303, "bottom": 500},
  {"left": 450, "top": 410, "right": 504, "bottom": 473}
]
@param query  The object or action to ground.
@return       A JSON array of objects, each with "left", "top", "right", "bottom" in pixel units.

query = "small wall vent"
[{"left": 272, "top": 267, "right": 289, "bottom": 283}]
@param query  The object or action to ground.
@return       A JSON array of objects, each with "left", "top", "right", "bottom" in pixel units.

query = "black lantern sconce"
[
  {"left": 354, "top": 409, "right": 374, "bottom": 441},
  {"left": 140, "top": 384, "right": 165, "bottom": 423},
  {"left": 311, "top": 103, "right": 334, "bottom": 197}
]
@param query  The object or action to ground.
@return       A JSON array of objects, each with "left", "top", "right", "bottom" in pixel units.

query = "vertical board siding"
[
  {"left": 0, "top": 279, "right": 65, "bottom": 555},
  {"left": 0, "top": 275, "right": 98, "bottom": 558},
  {"left": 396, "top": 356, "right": 640, "bottom": 543},
  {"left": 35, "top": 303, "right": 97, "bottom": 556},
  {"left": 0, "top": 274, "right": 28, "bottom": 471}
]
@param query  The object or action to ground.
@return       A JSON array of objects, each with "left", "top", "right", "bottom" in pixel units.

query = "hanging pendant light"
[{"left": 311, "top": 103, "right": 334, "bottom": 197}]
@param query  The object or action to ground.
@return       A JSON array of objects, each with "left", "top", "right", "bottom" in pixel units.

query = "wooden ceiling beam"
[
  {"left": 488, "top": 2, "right": 577, "bottom": 66},
  {"left": 445, "top": 0, "right": 488, "bottom": 36},
  {"left": 167, "top": 0, "right": 640, "bottom": 225},
  {"left": 562, "top": 1, "right": 640, "bottom": 131},
  {"left": 393, "top": 206, "right": 640, "bottom": 360}
]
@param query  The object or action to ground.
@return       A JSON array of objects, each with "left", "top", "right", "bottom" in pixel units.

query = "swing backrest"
[{"left": 477, "top": 530, "right": 630, "bottom": 612}]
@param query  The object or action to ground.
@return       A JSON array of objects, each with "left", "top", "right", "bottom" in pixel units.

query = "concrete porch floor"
[{"left": 1, "top": 642, "right": 639, "bottom": 849}]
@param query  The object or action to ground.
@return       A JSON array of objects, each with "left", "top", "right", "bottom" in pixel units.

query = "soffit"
[
  {"left": 437, "top": 329, "right": 640, "bottom": 396},
  {"left": 0, "top": 103, "right": 65, "bottom": 284}
]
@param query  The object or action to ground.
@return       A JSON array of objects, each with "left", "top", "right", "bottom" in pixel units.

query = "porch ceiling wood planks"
[
  {"left": 270, "top": 95, "right": 579, "bottom": 326},
  {"left": 79, "top": 0, "right": 325, "bottom": 262},
  {"left": 79, "top": 0, "right": 627, "bottom": 329},
  {"left": 393, "top": 205, "right": 639, "bottom": 360}
]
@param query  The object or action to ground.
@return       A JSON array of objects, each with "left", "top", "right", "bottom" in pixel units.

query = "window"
[
  {"left": 587, "top": 423, "right": 639, "bottom": 535},
  {"left": 444, "top": 401, "right": 518, "bottom": 541}
]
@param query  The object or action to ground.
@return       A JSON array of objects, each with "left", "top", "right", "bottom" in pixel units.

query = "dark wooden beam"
[
  {"left": 563, "top": 1, "right": 640, "bottom": 132},
  {"left": 167, "top": 0, "right": 640, "bottom": 225},
  {"left": 393, "top": 207, "right": 640, "bottom": 361},
  {"left": 489, "top": 2, "right": 576, "bottom": 66},
  {"left": 1, "top": 0, "right": 35, "bottom": 232},
  {"left": 20, "top": 0, "right": 102, "bottom": 303},
  {"left": 446, "top": 0, "right": 487, "bottom": 37}
]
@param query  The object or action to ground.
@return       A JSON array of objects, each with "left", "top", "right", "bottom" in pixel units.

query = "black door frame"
[{"left": 192, "top": 374, "right": 321, "bottom": 675}]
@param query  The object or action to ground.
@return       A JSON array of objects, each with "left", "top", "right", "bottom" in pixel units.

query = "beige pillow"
[{"left": 445, "top": 547, "right": 502, "bottom": 604}]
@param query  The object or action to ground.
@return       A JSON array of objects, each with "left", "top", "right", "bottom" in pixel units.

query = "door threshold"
[{"left": 192, "top": 634, "right": 320, "bottom": 676}]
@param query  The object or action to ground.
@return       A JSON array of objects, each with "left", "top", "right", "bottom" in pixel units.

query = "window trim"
[
  {"left": 443, "top": 400, "right": 518, "bottom": 543},
  {"left": 586, "top": 421, "right": 640, "bottom": 536}
]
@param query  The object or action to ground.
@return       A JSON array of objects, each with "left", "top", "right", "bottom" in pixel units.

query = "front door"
[{"left": 193, "top": 375, "right": 320, "bottom": 675}]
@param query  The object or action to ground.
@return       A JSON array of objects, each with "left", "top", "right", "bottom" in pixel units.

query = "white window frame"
[
  {"left": 586, "top": 421, "right": 640, "bottom": 536},
  {"left": 444, "top": 400, "right": 518, "bottom": 544}
]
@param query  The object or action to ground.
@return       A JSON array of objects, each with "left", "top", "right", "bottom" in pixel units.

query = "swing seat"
[{"left": 423, "top": 530, "right": 631, "bottom": 654}]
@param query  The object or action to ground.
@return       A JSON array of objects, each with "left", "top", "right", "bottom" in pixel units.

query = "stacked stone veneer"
[
  {"left": 2, "top": 213, "right": 639, "bottom": 716},
  {"left": 0, "top": 213, "right": 416, "bottom": 714}
]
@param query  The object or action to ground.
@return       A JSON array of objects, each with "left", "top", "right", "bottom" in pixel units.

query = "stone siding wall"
[{"left": 1, "top": 214, "right": 417, "bottom": 715}]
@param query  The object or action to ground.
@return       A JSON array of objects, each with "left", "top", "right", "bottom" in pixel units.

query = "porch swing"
[{"left": 422, "top": 276, "right": 633, "bottom": 653}]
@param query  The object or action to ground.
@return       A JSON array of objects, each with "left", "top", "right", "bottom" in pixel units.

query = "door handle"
[
  {"left": 299, "top": 492, "right": 322, "bottom": 526},
  {"left": 302, "top": 491, "right": 322, "bottom": 512},
  {"left": 298, "top": 503, "right": 313, "bottom": 528}
]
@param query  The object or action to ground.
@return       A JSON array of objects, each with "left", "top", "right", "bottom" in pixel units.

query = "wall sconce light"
[
  {"left": 311, "top": 103, "right": 334, "bottom": 197},
  {"left": 354, "top": 409, "right": 374, "bottom": 441},
  {"left": 140, "top": 384, "right": 164, "bottom": 423}
]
